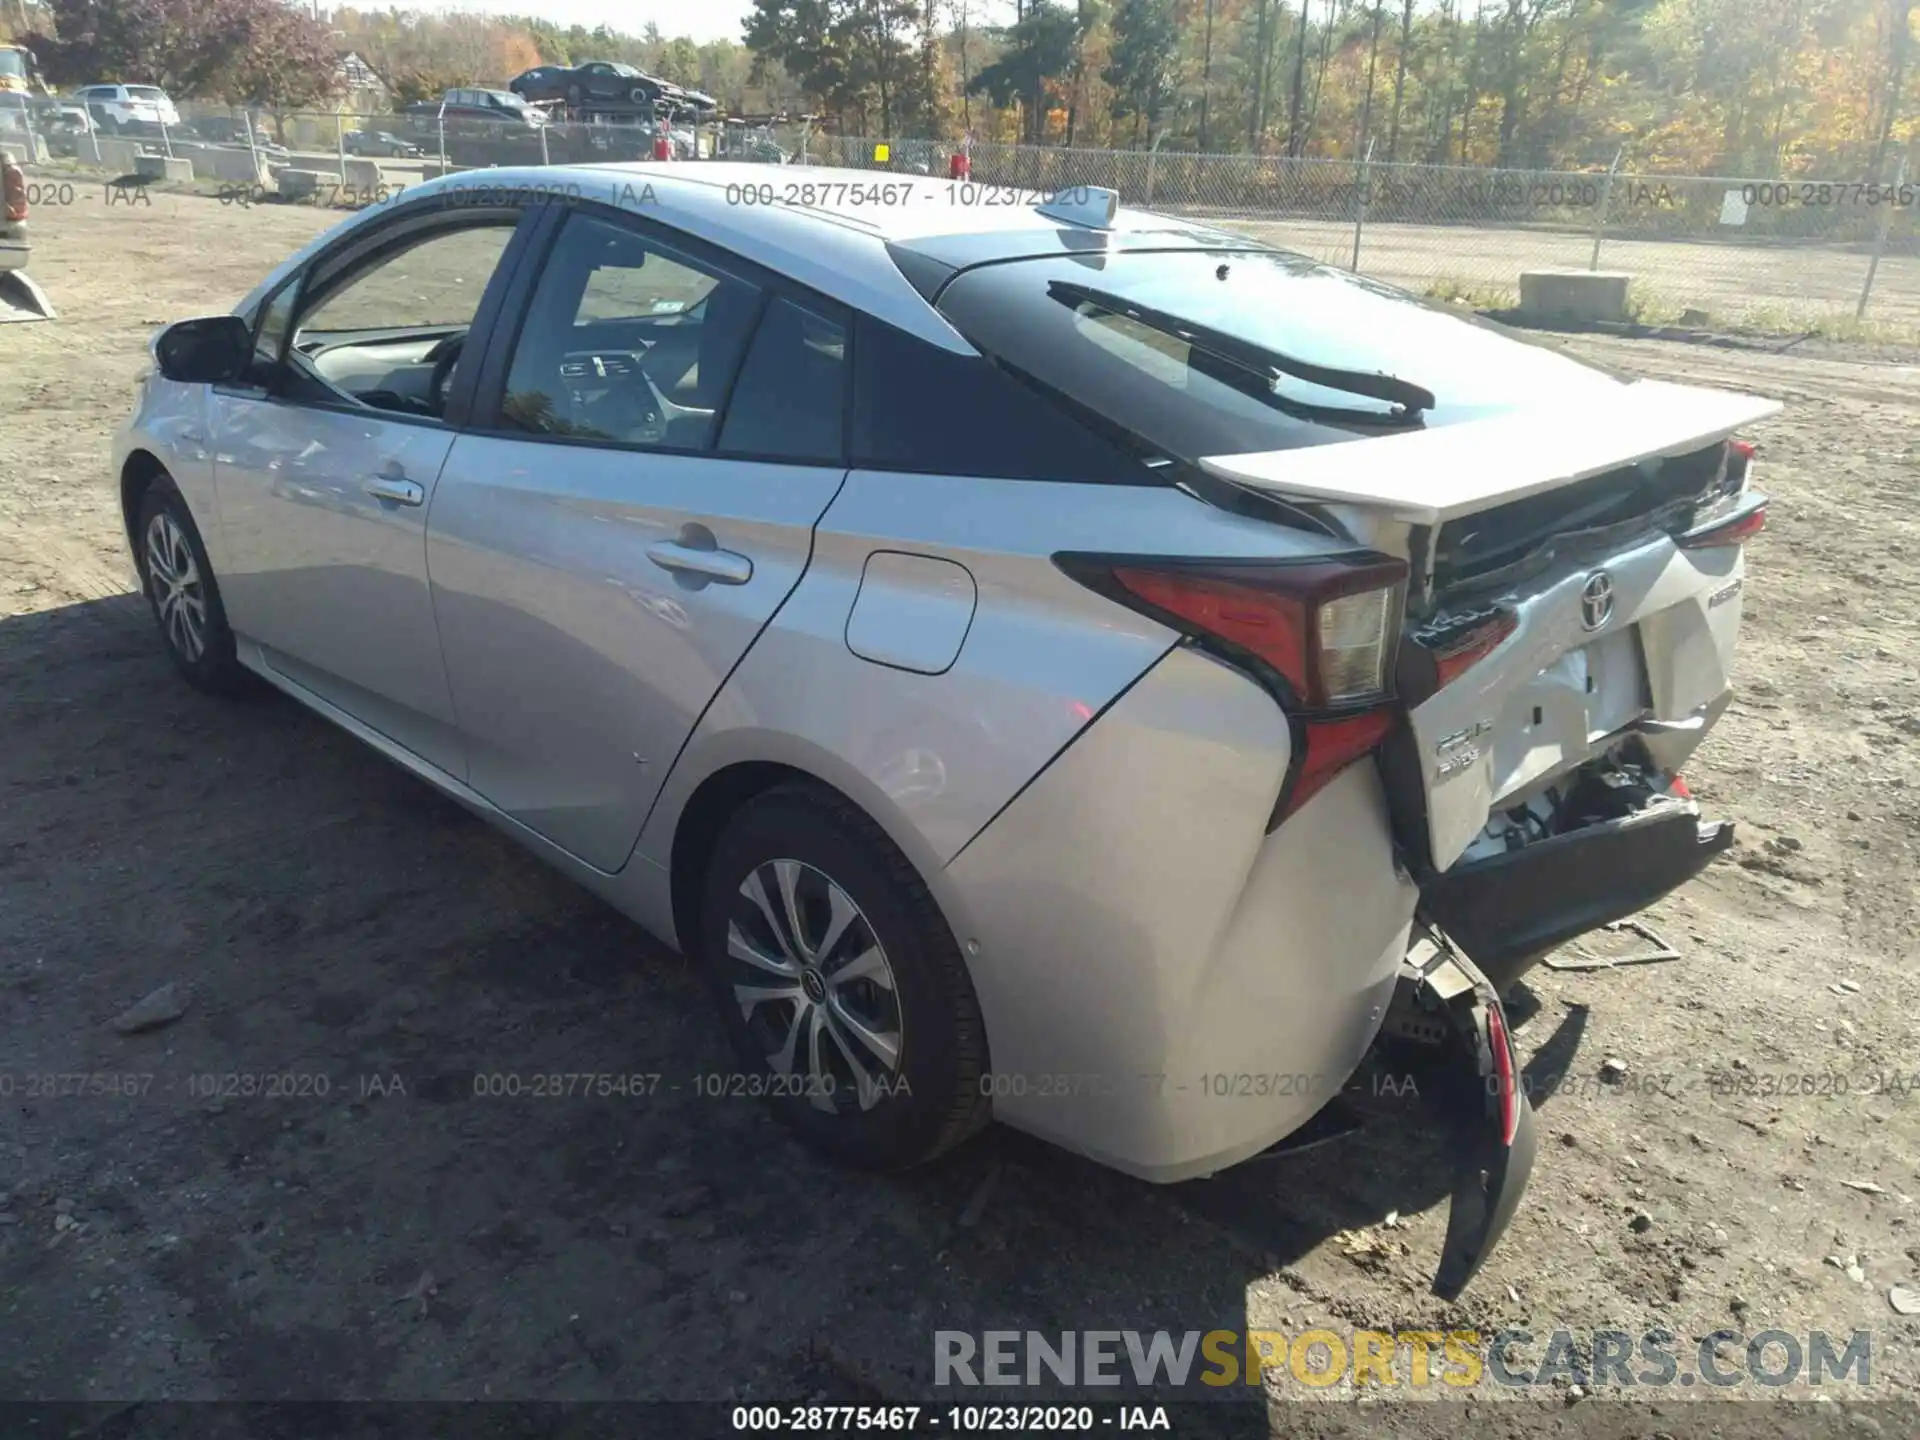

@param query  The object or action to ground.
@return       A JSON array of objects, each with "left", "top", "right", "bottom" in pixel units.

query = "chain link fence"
[
  {"left": 6, "top": 94, "right": 1913, "bottom": 337},
  {"left": 799, "top": 135, "right": 1918, "bottom": 337}
]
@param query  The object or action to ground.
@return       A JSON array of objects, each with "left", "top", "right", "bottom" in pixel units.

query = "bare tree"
[
  {"left": 1386, "top": 0, "right": 1413, "bottom": 161},
  {"left": 1198, "top": 0, "right": 1215, "bottom": 151},
  {"left": 1286, "top": 0, "right": 1311, "bottom": 155},
  {"left": 1355, "top": 0, "right": 1384, "bottom": 157},
  {"left": 1872, "top": 0, "right": 1912, "bottom": 177}
]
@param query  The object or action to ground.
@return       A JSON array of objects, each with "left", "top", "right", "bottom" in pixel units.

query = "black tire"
[
  {"left": 698, "top": 783, "right": 990, "bottom": 1171},
  {"left": 134, "top": 474, "right": 249, "bottom": 695}
]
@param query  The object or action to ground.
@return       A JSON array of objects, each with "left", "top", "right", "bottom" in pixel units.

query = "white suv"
[{"left": 73, "top": 83, "right": 181, "bottom": 133}]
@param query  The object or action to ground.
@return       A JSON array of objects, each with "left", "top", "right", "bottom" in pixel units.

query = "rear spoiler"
[{"left": 1197, "top": 379, "right": 1782, "bottom": 526}]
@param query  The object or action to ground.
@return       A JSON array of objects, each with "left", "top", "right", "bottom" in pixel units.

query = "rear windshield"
[
  {"left": 936, "top": 249, "right": 1626, "bottom": 462},
  {"left": 127, "top": 86, "right": 167, "bottom": 100}
]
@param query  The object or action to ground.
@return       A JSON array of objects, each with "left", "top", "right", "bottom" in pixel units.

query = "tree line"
[
  {"left": 6, "top": 0, "right": 1912, "bottom": 178},
  {"left": 750, "top": 0, "right": 1915, "bottom": 179}
]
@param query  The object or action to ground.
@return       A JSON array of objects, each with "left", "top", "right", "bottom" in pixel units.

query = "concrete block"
[
  {"left": 134, "top": 154, "right": 194, "bottom": 183},
  {"left": 272, "top": 167, "right": 342, "bottom": 200},
  {"left": 1518, "top": 269, "right": 1633, "bottom": 324},
  {"left": 0, "top": 134, "right": 51, "bottom": 165},
  {"left": 82, "top": 135, "right": 149, "bottom": 173},
  {"left": 342, "top": 157, "right": 383, "bottom": 190},
  {"left": 177, "top": 142, "right": 272, "bottom": 185}
]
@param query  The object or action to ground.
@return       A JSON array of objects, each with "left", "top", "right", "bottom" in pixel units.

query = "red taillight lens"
[
  {"left": 1401, "top": 604, "right": 1518, "bottom": 707},
  {"left": 1679, "top": 500, "right": 1766, "bottom": 549},
  {"left": 1485, "top": 1000, "right": 1520, "bottom": 1147},
  {"left": 1110, "top": 566, "right": 1312, "bottom": 694},
  {"left": 1057, "top": 551, "right": 1407, "bottom": 825},
  {"left": 1283, "top": 708, "right": 1397, "bottom": 819},
  {"left": 1101, "top": 556, "right": 1407, "bottom": 709},
  {"left": 1429, "top": 609, "right": 1517, "bottom": 692},
  {"left": 2, "top": 161, "right": 26, "bottom": 222}
]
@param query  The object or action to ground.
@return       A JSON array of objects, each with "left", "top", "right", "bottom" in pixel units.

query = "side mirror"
[{"left": 154, "top": 314, "right": 251, "bottom": 385}]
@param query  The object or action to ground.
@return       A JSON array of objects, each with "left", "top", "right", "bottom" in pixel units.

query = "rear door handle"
[
  {"left": 364, "top": 476, "right": 426, "bottom": 507},
  {"left": 646, "top": 540, "right": 753, "bottom": 586}
]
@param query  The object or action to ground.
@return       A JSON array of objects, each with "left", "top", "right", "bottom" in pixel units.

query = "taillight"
[
  {"left": 3, "top": 160, "right": 25, "bottom": 222},
  {"left": 1485, "top": 1001, "right": 1520, "bottom": 1147},
  {"left": 1055, "top": 551, "right": 1407, "bottom": 824},
  {"left": 1680, "top": 436, "right": 1765, "bottom": 548},
  {"left": 1400, "top": 604, "right": 1518, "bottom": 707},
  {"left": 1679, "top": 500, "right": 1766, "bottom": 548}
]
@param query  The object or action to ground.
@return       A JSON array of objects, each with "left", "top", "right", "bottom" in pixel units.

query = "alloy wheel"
[
  {"left": 723, "top": 858, "right": 904, "bottom": 1114},
  {"left": 145, "top": 511, "right": 207, "bottom": 663}
]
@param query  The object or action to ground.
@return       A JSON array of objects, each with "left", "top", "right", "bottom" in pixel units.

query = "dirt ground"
[
  {"left": 1218, "top": 215, "right": 1920, "bottom": 335},
  {"left": 2, "top": 183, "right": 1919, "bottom": 1430}
]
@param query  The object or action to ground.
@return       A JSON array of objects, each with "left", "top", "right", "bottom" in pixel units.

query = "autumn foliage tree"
[
  {"left": 19, "top": 0, "right": 1920, "bottom": 173},
  {"left": 29, "top": 0, "right": 340, "bottom": 107}
]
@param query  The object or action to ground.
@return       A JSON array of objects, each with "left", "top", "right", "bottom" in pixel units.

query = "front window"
[
  {"left": 287, "top": 220, "right": 520, "bottom": 419},
  {"left": 0, "top": 52, "right": 27, "bottom": 81}
]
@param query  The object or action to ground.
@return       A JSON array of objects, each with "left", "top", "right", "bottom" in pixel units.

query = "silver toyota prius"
[{"left": 115, "top": 163, "right": 1775, "bottom": 1297}]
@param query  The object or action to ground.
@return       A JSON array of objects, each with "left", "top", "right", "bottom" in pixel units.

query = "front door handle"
[
  {"left": 646, "top": 539, "right": 753, "bottom": 586},
  {"left": 364, "top": 476, "right": 426, "bottom": 507}
]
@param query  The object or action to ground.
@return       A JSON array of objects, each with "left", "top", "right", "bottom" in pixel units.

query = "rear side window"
[
  {"left": 717, "top": 297, "right": 847, "bottom": 464},
  {"left": 850, "top": 315, "right": 1150, "bottom": 483}
]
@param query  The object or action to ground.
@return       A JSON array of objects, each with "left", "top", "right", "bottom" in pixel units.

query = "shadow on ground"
[{"left": 0, "top": 594, "right": 1565, "bottom": 1407}]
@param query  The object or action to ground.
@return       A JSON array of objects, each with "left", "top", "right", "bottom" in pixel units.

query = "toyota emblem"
[{"left": 1580, "top": 572, "right": 1615, "bottom": 631}]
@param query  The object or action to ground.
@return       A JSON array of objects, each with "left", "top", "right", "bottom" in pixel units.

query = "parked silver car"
[{"left": 115, "top": 165, "right": 1775, "bottom": 1297}]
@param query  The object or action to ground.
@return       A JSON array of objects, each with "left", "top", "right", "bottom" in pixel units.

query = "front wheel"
[
  {"left": 699, "top": 783, "right": 991, "bottom": 1170},
  {"left": 136, "top": 474, "right": 249, "bottom": 694}
]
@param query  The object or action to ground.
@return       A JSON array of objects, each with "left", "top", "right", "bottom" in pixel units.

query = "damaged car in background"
[{"left": 113, "top": 171, "right": 1775, "bottom": 1300}]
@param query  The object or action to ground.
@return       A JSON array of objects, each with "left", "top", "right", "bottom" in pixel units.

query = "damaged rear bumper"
[
  {"left": 1365, "top": 935, "right": 1538, "bottom": 1300},
  {"left": 1420, "top": 778, "right": 1734, "bottom": 995}
]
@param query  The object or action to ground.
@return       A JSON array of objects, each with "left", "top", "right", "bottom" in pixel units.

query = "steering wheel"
[
  {"left": 561, "top": 351, "right": 670, "bottom": 444},
  {"left": 427, "top": 333, "right": 467, "bottom": 415}
]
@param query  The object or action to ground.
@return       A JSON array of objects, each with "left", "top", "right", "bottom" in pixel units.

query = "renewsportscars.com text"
[{"left": 934, "top": 1328, "right": 1872, "bottom": 1390}]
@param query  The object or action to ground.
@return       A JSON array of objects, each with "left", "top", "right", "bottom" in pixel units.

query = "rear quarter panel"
[{"left": 636, "top": 471, "right": 1342, "bottom": 931}]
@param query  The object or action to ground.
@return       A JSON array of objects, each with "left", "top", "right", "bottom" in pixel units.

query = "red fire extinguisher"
[
  {"left": 948, "top": 149, "right": 970, "bottom": 181},
  {"left": 653, "top": 123, "right": 673, "bottom": 162}
]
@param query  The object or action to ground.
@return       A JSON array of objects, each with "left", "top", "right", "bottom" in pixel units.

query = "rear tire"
[
  {"left": 135, "top": 474, "right": 249, "bottom": 695},
  {"left": 698, "top": 783, "right": 991, "bottom": 1171}
]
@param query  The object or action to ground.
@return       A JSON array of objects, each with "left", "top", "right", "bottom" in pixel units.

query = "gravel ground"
[{"left": 2, "top": 185, "right": 1918, "bottom": 1432}]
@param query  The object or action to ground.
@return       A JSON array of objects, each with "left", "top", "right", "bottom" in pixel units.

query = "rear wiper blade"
[{"left": 1047, "top": 279, "right": 1437, "bottom": 420}]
